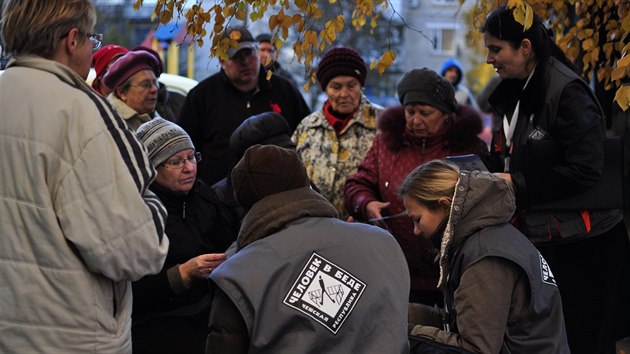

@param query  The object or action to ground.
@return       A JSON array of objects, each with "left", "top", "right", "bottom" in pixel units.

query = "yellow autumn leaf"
[
  {"left": 619, "top": 54, "right": 630, "bottom": 68},
  {"left": 614, "top": 85, "right": 630, "bottom": 111},
  {"left": 235, "top": 4, "right": 247, "bottom": 21},
  {"left": 604, "top": 43, "right": 613, "bottom": 60},
  {"left": 523, "top": 4, "right": 533, "bottom": 31},
  {"left": 133, "top": 0, "right": 142, "bottom": 10},
  {"left": 369, "top": 58, "right": 378, "bottom": 70},
  {"left": 376, "top": 50, "right": 396, "bottom": 75},
  {"left": 507, "top": 0, "right": 522, "bottom": 9},
  {"left": 612, "top": 66, "right": 626, "bottom": 81},
  {"left": 623, "top": 13, "right": 630, "bottom": 32},
  {"left": 269, "top": 15, "right": 278, "bottom": 30},
  {"left": 229, "top": 30, "right": 241, "bottom": 41},
  {"left": 577, "top": 28, "right": 594, "bottom": 40},
  {"left": 582, "top": 38, "right": 594, "bottom": 50}
]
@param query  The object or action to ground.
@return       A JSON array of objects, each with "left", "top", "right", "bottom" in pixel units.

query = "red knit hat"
[
  {"left": 92, "top": 45, "right": 129, "bottom": 79},
  {"left": 315, "top": 47, "right": 367, "bottom": 90},
  {"left": 103, "top": 50, "right": 162, "bottom": 91}
]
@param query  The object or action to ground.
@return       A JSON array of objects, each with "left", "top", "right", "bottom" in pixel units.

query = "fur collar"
[{"left": 377, "top": 104, "right": 484, "bottom": 151}]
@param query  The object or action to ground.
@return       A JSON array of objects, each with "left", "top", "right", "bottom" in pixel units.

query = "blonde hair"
[
  {"left": 1, "top": 0, "right": 96, "bottom": 58},
  {"left": 398, "top": 159, "right": 460, "bottom": 209}
]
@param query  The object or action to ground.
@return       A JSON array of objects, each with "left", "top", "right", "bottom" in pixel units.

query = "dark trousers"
[
  {"left": 132, "top": 313, "right": 209, "bottom": 354},
  {"left": 538, "top": 221, "right": 630, "bottom": 354}
]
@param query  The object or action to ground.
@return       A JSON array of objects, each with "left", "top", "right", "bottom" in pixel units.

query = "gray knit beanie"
[{"left": 136, "top": 118, "right": 195, "bottom": 167}]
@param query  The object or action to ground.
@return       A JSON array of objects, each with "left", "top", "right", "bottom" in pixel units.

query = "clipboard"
[{"left": 444, "top": 154, "right": 488, "bottom": 172}]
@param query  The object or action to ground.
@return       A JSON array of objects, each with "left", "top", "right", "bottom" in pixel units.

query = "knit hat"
[
  {"left": 103, "top": 49, "right": 162, "bottom": 91},
  {"left": 92, "top": 44, "right": 129, "bottom": 79},
  {"left": 136, "top": 118, "right": 195, "bottom": 168},
  {"left": 397, "top": 68, "right": 457, "bottom": 113},
  {"left": 229, "top": 112, "right": 296, "bottom": 160},
  {"left": 225, "top": 26, "right": 258, "bottom": 59},
  {"left": 316, "top": 47, "right": 367, "bottom": 90},
  {"left": 231, "top": 145, "right": 310, "bottom": 210},
  {"left": 132, "top": 46, "right": 165, "bottom": 73}
]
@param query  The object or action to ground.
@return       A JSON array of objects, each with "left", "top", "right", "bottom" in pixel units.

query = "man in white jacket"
[{"left": 0, "top": 1, "right": 169, "bottom": 353}]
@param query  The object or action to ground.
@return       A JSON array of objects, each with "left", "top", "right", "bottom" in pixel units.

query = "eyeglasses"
[
  {"left": 60, "top": 30, "right": 102, "bottom": 53},
  {"left": 84, "top": 33, "right": 103, "bottom": 52},
  {"left": 130, "top": 80, "right": 159, "bottom": 91},
  {"left": 161, "top": 152, "right": 202, "bottom": 170}
]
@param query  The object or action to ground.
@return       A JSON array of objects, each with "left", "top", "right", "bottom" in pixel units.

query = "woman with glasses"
[
  {"left": 344, "top": 68, "right": 488, "bottom": 306},
  {"left": 103, "top": 49, "right": 163, "bottom": 130},
  {"left": 133, "top": 118, "right": 239, "bottom": 354}
]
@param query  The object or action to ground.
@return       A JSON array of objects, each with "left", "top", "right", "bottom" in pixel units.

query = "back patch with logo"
[
  {"left": 539, "top": 253, "right": 557, "bottom": 286},
  {"left": 283, "top": 252, "right": 366, "bottom": 334}
]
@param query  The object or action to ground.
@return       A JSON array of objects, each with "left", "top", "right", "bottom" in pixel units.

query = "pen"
[{"left": 368, "top": 211, "right": 407, "bottom": 222}]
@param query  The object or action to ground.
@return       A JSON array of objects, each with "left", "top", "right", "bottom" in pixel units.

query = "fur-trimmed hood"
[{"left": 377, "top": 104, "right": 484, "bottom": 152}]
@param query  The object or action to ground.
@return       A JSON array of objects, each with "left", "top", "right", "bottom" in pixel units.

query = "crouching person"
[
  {"left": 402, "top": 160, "right": 569, "bottom": 354},
  {"left": 206, "top": 145, "right": 410, "bottom": 354}
]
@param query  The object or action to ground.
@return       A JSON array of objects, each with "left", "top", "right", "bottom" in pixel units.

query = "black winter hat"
[
  {"left": 316, "top": 47, "right": 367, "bottom": 90},
  {"left": 229, "top": 112, "right": 296, "bottom": 160},
  {"left": 397, "top": 68, "right": 457, "bottom": 113},
  {"left": 231, "top": 145, "right": 310, "bottom": 211},
  {"left": 255, "top": 33, "right": 272, "bottom": 43}
]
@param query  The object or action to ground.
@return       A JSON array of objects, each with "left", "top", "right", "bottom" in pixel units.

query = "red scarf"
[{"left": 323, "top": 101, "right": 355, "bottom": 136}]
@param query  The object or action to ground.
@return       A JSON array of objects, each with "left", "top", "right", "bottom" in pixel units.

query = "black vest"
[{"left": 445, "top": 224, "right": 570, "bottom": 353}]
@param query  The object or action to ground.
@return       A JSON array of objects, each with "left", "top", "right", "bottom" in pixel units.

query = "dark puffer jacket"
[
  {"left": 132, "top": 180, "right": 238, "bottom": 353},
  {"left": 344, "top": 104, "right": 487, "bottom": 294}
]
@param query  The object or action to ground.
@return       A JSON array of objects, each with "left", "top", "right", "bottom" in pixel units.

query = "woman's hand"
[
  {"left": 366, "top": 201, "right": 391, "bottom": 229},
  {"left": 179, "top": 253, "right": 227, "bottom": 288}
]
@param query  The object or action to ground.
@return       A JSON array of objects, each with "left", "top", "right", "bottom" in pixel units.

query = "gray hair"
[{"left": 1, "top": 0, "right": 96, "bottom": 58}]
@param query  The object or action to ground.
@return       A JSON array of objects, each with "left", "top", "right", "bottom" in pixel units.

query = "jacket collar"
[
  {"left": 8, "top": 55, "right": 93, "bottom": 93},
  {"left": 378, "top": 104, "right": 484, "bottom": 152},
  {"left": 107, "top": 94, "right": 153, "bottom": 122},
  {"left": 235, "top": 187, "right": 339, "bottom": 252},
  {"left": 300, "top": 95, "right": 379, "bottom": 132}
]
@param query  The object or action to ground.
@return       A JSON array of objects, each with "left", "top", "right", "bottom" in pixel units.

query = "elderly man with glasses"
[
  {"left": 104, "top": 48, "right": 164, "bottom": 131},
  {"left": 0, "top": 0, "right": 169, "bottom": 352}
]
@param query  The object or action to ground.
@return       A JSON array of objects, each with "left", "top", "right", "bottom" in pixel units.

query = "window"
[{"left": 427, "top": 23, "right": 458, "bottom": 55}]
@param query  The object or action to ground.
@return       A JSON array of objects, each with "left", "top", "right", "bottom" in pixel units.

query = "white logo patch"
[
  {"left": 539, "top": 253, "right": 557, "bottom": 286},
  {"left": 283, "top": 252, "right": 366, "bottom": 334}
]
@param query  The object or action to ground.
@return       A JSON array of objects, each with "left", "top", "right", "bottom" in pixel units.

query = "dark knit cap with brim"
[
  {"left": 396, "top": 68, "right": 457, "bottom": 113},
  {"left": 225, "top": 25, "right": 258, "bottom": 59},
  {"left": 229, "top": 112, "right": 296, "bottom": 160},
  {"left": 316, "top": 47, "right": 368, "bottom": 90},
  {"left": 231, "top": 145, "right": 310, "bottom": 211}
]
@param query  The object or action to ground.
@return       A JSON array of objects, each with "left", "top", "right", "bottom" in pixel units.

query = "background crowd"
[{"left": 1, "top": 1, "right": 629, "bottom": 353}]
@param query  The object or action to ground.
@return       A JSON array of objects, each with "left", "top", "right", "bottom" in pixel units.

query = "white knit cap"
[{"left": 136, "top": 118, "right": 195, "bottom": 167}]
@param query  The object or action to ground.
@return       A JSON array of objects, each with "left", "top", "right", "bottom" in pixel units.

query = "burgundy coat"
[{"left": 344, "top": 104, "right": 488, "bottom": 293}]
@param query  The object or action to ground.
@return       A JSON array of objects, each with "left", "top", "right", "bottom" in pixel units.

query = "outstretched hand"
[{"left": 179, "top": 253, "right": 227, "bottom": 287}]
